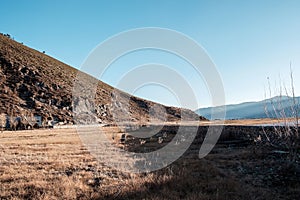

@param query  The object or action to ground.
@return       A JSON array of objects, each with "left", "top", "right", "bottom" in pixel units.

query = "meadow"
[{"left": 0, "top": 126, "right": 299, "bottom": 199}]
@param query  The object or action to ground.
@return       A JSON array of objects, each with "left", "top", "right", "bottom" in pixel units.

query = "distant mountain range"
[{"left": 195, "top": 96, "right": 300, "bottom": 120}]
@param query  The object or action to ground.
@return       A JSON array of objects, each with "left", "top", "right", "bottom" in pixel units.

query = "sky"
[{"left": 1, "top": 0, "right": 300, "bottom": 110}]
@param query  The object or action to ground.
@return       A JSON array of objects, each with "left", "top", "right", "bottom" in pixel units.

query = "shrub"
[{"left": 264, "top": 66, "right": 299, "bottom": 163}]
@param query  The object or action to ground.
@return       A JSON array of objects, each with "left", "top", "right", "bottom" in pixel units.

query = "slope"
[{"left": 0, "top": 34, "right": 203, "bottom": 127}]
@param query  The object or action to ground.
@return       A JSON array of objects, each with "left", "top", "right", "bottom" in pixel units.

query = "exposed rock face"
[{"left": 0, "top": 34, "right": 205, "bottom": 125}]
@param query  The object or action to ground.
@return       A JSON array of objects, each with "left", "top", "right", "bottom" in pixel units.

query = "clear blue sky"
[{"left": 1, "top": 0, "right": 300, "bottom": 109}]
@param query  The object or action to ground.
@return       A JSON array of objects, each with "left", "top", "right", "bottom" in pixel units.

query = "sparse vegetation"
[
  {"left": 0, "top": 33, "right": 12, "bottom": 39},
  {"left": 264, "top": 67, "right": 300, "bottom": 163},
  {"left": 0, "top": 113, "right": 6, "bottom": 132},
  {"left": 22, "top": 112, "right": 37, "bottom": 129}
]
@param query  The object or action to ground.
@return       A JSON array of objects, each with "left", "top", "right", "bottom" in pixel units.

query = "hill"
[
  {"left": 195, "top": 96, "right": 300, "bottom": 120},
  {"left": 0, "top": 33, "right": 203, "bottom": 128}
]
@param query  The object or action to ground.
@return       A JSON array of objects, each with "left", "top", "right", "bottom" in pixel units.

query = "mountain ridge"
[{"left": 196, "top": 96, "right": 300, "bottom": 120}]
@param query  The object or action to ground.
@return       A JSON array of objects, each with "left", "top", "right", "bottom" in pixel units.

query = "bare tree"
[
  {"left": 9, "top": 115, "right": 18, "bottom": 131},
  {"left": 23, "top": 113, "right": 37, "bottom": 130},
  {"left": 0, "top": 113, "right": 6, "bottom": 133},
  {"left": 264, "top": 65, "right": 299, "bottom": 163}
]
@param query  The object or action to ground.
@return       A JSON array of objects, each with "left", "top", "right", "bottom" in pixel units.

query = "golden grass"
[{"left": 0, "top": 127, "right": 298, "bottom": 199}]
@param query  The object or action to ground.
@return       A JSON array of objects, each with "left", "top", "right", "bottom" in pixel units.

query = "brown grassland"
[{"left": 0, "top": 126, "right": 299, "bottom": 200}]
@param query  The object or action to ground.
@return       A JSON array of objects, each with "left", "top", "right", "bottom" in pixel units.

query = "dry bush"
[
  {"left": 0, "top": 113, "right": 6, "bottom": 132},
  {"left": 264, "top": 67, "right": 299, "bottom": 162},
  {"left": 22, "top": 114, "right": 37, "bottom": 129}
]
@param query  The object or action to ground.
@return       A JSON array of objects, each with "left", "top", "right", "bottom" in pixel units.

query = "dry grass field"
[
  {"left": 0, "top": 126, "right": 299, "bottom": 200},
  {"left": 200, "top": 118, "right": 298, "bottom": 126}
]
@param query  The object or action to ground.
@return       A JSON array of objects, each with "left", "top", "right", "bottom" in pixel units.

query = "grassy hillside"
[{"left": 0, "top": 34, "right": 203, "bottom": 127}]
